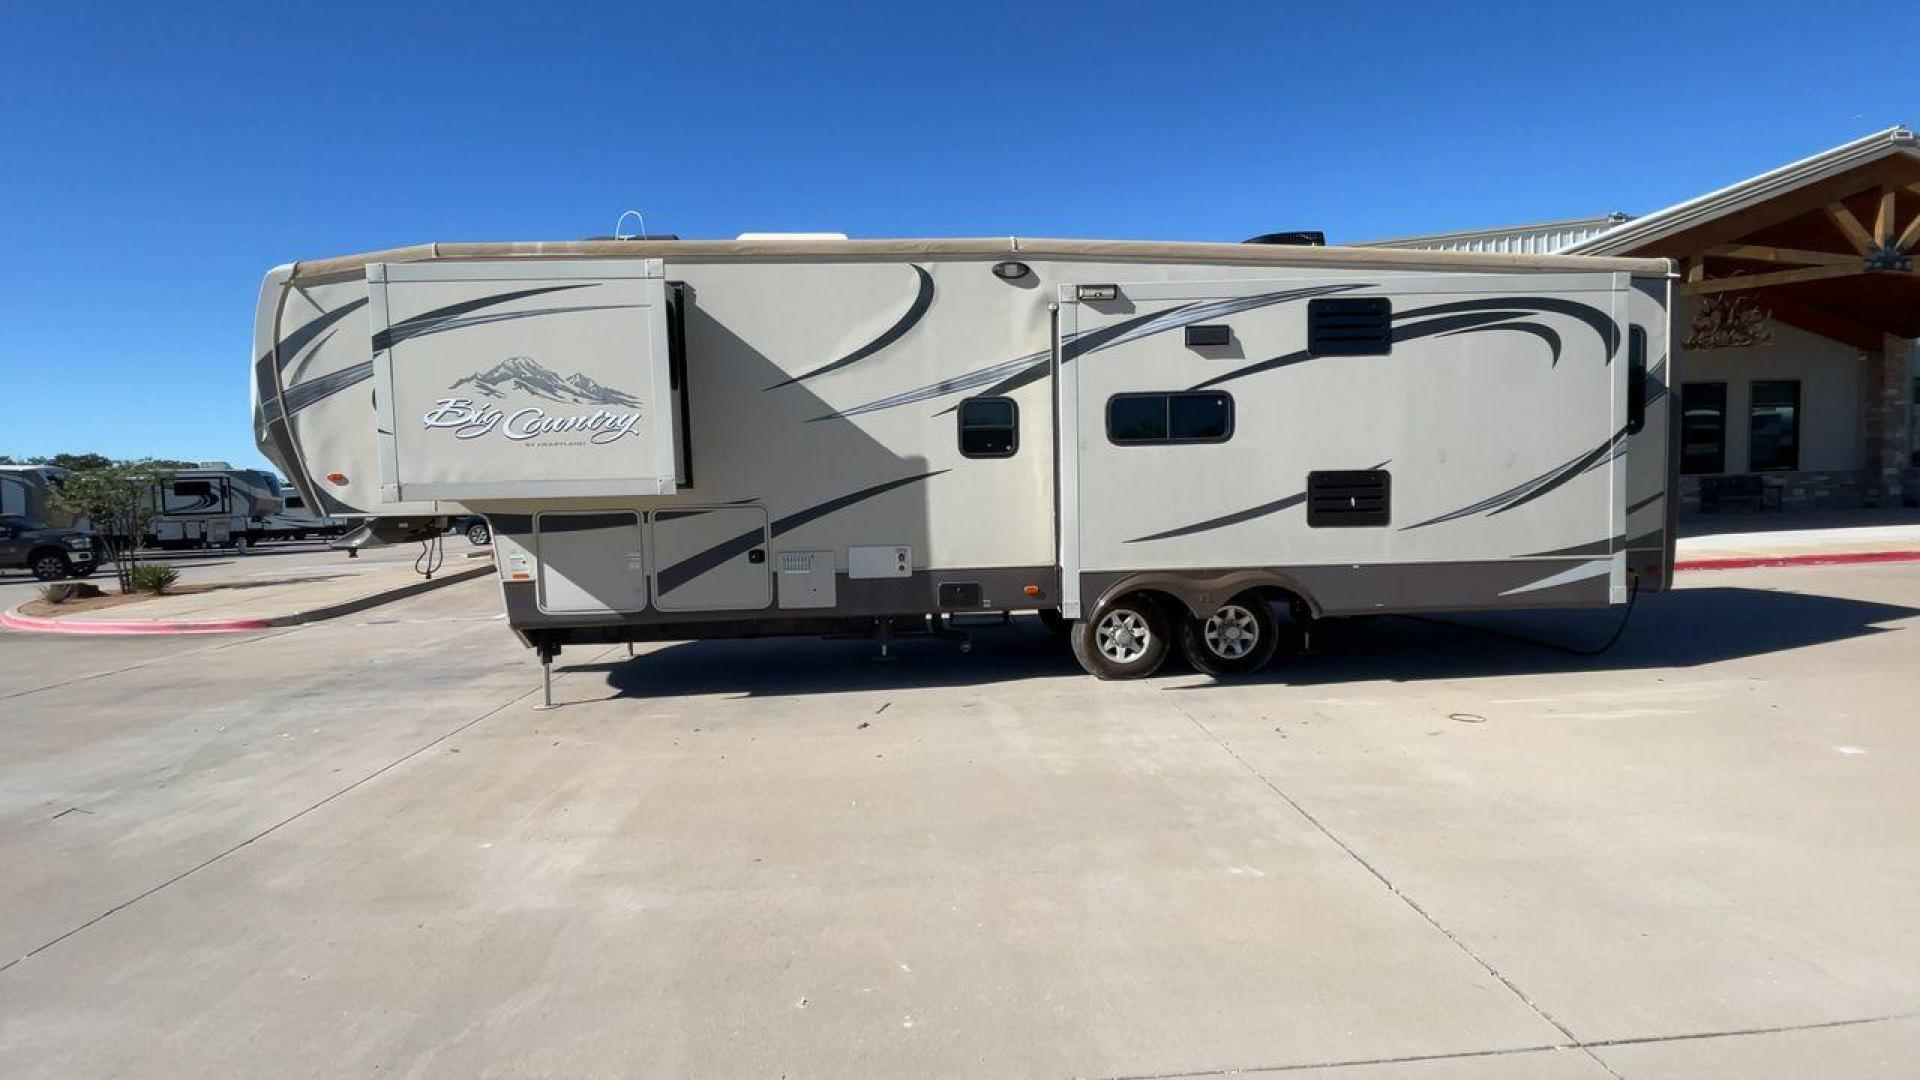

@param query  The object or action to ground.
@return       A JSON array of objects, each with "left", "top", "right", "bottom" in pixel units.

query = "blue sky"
[{"left": 1, "top": 1, "right": 1914, "bottom": 470}]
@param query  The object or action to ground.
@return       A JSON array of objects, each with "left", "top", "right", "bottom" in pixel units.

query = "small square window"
[{"left": 958, "top": 396, "right": 1018, "bottom": 458}]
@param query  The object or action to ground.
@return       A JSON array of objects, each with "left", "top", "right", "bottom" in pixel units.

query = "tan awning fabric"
[{"left": 287, "top": 236, "right": 1666, "bottom": 283}]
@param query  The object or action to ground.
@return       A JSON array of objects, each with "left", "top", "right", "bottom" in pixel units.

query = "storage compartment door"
[
  {"left": 649, "top": 507, "right": 771, "bottom": 612},
  {"left": 536, "top": 511, "right": 648, "bottom": 614}
]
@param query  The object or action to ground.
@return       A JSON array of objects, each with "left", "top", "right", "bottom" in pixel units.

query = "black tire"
[
  {"left": 1180, "top": 592, "right": 1280, "bottom": 677},
  {"left": 466, "top": 522, "right": 491, "bottom": 546},
  {"left": 29, "top": 549, "right": 72, "bottom": 582},
  {"left": 1070, "top": 594, "right": 1171, "bottom": 680}
]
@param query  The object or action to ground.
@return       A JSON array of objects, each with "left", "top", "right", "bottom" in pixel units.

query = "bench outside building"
[{"left": 1365, "top": 127, "right": 1920, "bottom": 515}]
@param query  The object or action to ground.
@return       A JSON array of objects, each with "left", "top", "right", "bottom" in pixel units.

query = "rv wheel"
[
  {"left": 1071, "top": 596, "right": 1170, "bottom": 680},
  {"left": 1181, "top": 594, "right": 1279, "bottom": 677}
]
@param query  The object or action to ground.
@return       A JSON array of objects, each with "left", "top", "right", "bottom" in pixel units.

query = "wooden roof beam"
[
  {"left": 1684, "top": 262, "right": 1868, "bottom": 295},
  {"left": 1825, "top": 201, "right": 1876, "bottom": 255},
  {"left": 1874, "top": 187, "right": 1899, "bottom": 246},
  {"left": 1705, "top": 243, "right": 1859, "bottom": 266}
]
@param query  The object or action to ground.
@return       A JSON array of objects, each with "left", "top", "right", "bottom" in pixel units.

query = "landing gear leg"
[{"left": 534, "top": 638, "right": 561, "bottom": 711}]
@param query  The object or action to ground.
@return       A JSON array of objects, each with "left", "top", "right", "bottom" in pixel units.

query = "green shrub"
[{"left": 129, "top": 564, "right": 181, "bottom": 594}]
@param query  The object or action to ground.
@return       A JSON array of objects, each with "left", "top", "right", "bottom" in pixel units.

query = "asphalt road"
[{"left": 1, "top": 562, "right": 1917, "bottom": 1077}]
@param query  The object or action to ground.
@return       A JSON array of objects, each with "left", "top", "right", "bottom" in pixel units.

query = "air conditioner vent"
[
  {"left": 1308, "top": 297, "right": 1393, "bottom": 356},
  {"left": 1307, "top": 470, "right": 1391, "bottom": 528}
]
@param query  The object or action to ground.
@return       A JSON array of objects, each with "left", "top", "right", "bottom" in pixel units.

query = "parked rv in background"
[
  {"left": 250, "top": 482, "right": 354, "bottom": 541},
  {"left": 0, "top": 465, "right": 84, "bottom": 529},
  {"left": 146, "top": 463, "right": 284, "bottom": 549}
]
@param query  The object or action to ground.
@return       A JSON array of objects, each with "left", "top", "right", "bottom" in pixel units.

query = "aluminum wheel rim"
[
  {"left": 1096, "top": 609, "right": 1152, "bottom": 664},
  {"left": 34, "top": 555, "right": 67, "bottom": 579},
  {"left": 1203, "top": 604, "right": 1261, "bottom": 660}
]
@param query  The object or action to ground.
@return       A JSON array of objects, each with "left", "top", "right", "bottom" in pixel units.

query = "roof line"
[
  {"left": 1358, "top": 213, "right": 1630, "bottom": 249},
  {"left": 1566, "top": 125, "right": 1919, "bottom": 255}
]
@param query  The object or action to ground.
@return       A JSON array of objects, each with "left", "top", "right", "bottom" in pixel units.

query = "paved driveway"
[{"left": 1, "top": 563, "right": 1916, "bottom": 1077}]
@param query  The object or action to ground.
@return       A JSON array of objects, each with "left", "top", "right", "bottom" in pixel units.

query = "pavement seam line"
[
  {"left": 0, "top": 644, "right": 618, "bottom": 975},
  {"left": 0, "top": 626, "right": 306, "bottom": 702},
  {"left": 1162, "top": 694, "right": 1623, "bottom": 1080},
  {"left": 1085, "top": 1010, "right": 1914, "bottom": 1079}
]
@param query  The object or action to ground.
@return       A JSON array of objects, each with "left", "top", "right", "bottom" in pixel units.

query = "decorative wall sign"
[{"left": 1685, "top": 294, "right": 1774, "bottom": 350}]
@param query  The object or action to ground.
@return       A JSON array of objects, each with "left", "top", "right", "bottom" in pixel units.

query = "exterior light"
[
  {"left": 326, "top": 472, "right": 348, "bottom": 485},
  {"left": 1023, "top": 584, "right": 1042, "bottom": 597},
  {"left": 992, "top": 261, "right": 1031, "bottom": 281}
]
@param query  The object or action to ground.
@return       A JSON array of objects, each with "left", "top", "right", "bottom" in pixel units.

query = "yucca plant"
[{"left": 129, "top": 563, "right": 180, "bottom": 595}]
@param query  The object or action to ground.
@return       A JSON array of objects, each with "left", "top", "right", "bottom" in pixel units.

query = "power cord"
[{"left": 414, "top": 532, "right": 445, "bottom": 580}]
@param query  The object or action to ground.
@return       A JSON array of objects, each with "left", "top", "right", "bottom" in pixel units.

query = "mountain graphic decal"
[{"left": 449, "top": 356, "right": 643, "bottom": 407}]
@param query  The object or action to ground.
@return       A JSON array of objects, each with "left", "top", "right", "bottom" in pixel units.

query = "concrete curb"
[
  {"left": 1675, "top": 549, "right": 1920, "bottom": 572},
  {"left": 0, "top": 563, "right": 493, "bottom": 637}
]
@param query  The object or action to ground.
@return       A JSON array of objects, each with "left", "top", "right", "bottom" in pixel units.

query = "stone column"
[{"left": 1862, "top": 335, "right": 1912, "bottom": 506}]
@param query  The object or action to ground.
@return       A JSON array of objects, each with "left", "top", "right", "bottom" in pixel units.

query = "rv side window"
[
  {"left": 957, "top": 397, "right": 1019, "bottom": 458},
  {"left": 1626, "top": 326, "right": 1648, "bottom": 435},
  {"left": 1106, "top": 392, "right": 1234, "bottom": 445}
]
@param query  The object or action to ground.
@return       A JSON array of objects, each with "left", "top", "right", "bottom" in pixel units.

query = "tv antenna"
[{"left": 613, "top": 209, "right": 648, "bottom": 240}]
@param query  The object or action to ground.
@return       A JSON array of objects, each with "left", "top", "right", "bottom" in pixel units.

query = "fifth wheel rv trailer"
[
  {"left": 146, "top": 464, "right": 285, "bottom": 549},
  {"left": 253, "top": 236, "right": 1674, "bottom": 681}
]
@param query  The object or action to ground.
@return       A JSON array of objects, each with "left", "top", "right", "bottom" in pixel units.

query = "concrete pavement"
[
  {"left": 2, "top": 541, "right": 493, "bottom": 632},
  {"left": 1, "top": 562, "right": 1917, "bottom": 1077}
]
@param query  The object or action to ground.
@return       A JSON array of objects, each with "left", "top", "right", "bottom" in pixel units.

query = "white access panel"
[
  {"left": 848, "top": 545, "right": 911, "bottom": 579},
  {"left": 649, "top": 507, "right": 772, "bottom": 611},
  {"left": 776, "top": 550, "right": 836, "bottom": 609},
  {"left": 535, "top": 511, "right": 648, "bottom": 614},
  {"left": 369, "top": 259, "right": 678, "bottom": 503}
]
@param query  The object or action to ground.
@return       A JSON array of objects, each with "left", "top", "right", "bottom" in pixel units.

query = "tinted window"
[
  {"left": 1749, "top": 380, "right": 1800, "bottom": 472},
  {"left": 957, "top": 396, "right": 1018, "bottom": 458},
  {"left": 1170, "top": 393, "right": 1232, "bottom": 440},
  {"left": 1681, "top": 382, "right": 1726, "bottom": 475},
  {"left": 1107, "top": 396, "right": 1169, "bottom": 443},
  {"left": 1106, "top": 393, "right": 1234, "bottom": 445}
]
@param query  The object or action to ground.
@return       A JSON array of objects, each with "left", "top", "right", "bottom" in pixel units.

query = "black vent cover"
[
  {"left": 1308, "top": 297, "right": 1392, "bottom": 356},
  {"left": 1307, "top": 470, "right": 1391, "bottom": 527}
]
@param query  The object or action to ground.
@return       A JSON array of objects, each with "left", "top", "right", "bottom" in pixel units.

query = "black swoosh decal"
[
  {"left": 1126, "top": 460, "right": 1390, "bottom": 543},
  {"left": 1396, "top": 297, "right": 1619, "bottom": 361},
  {"left": 654, "top": 471, "right": 949, "bottom": 596},
  {"left": 1626, "top": 491, "right": 1665, "bottom": 515},
  {"left": 1193, "top": 311, "right": 1529, "bottom": 391},
  {"left": 1523, "top": 535, "right": 1625, "bottom": 558},
  {"left": 1127, "top": 493, "right": 1305, "bottom": 544},
  {"left": 766, "top": 265, "right": 934, "bottom": 389},
  {"left": 281, "top": 297, "right": 632, "bottom": 420},
  {"left": 1403, "top": 426, "right": 1629, "bottom": 530},
  {"left": 273, "top": 297, "right": 369, "bottom": 373},
  {"left": 1436, "top": 319, "right": 1564, "bottom": 364},
  {"left": 372, "top": 284, "right": 597, "bottom": 353},
  {"left": 814, "top": 284, "right": 1368, "bottom": 423}
]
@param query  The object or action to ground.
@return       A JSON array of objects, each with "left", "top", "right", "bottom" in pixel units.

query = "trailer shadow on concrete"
[{"left": 581, "top": 584, "right": 1918, "bottom": 699}]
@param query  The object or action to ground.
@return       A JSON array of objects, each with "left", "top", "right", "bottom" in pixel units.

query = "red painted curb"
[
  {"left": 0, "top": 607, "right": 273, "bottom": 636},
  {"left": 1676, "top": 549, "right": 1920, "bottom": 572}
]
